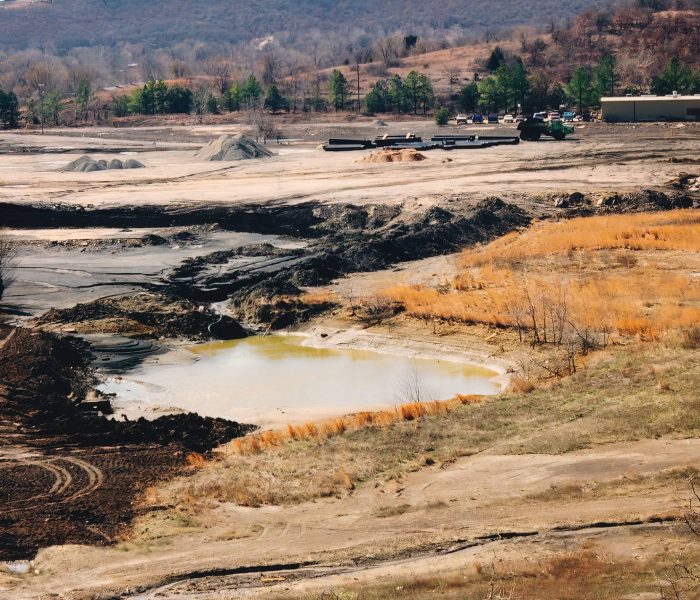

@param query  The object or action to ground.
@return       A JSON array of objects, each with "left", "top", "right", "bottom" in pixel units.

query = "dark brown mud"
[{"left": 0, "top": 324, "right": 255, "bottom": 560}]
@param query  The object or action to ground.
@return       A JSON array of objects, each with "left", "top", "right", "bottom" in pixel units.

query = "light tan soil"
[
  {"left": 3, "top": 438, "right": 697, "bottom": 599},
  {"left": 0, "top": 121, "right": 697, "bottom": 209}
]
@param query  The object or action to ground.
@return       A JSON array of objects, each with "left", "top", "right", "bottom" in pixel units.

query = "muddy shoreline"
[{"left": 0, "top": 324, "right": 255, "bottom": 561}]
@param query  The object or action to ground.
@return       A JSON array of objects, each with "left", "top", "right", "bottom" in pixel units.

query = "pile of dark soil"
[
  {"left": 0, "top": 324, "right": 256, "bottom": 560},
  {"left": 35, "top": 293, "right": 246, "bottom": 340},
  {"left": 230, "top": 198, "right": 530, "bottom": 327},
  {"left": 595, "top": 189, "right": 695, "bottom": 212}
]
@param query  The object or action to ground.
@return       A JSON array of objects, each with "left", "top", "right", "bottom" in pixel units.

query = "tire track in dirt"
[
  {"left": 0, "top": 455, "right": 104, "bottom": 510},
  {"left": 125, "top": 519, "right": 679, "bottom": 600}
]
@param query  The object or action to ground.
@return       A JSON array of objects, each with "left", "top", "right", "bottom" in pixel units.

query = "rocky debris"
[
  {"left": 196, "top": 134, "right": 274, "bottom": 161},
  {"left": 310, "top": 203, "right": 401, "bottom": 233},
  {"left": 667, "top": 156, "right": 700, "bottom": 164},
  {"left": 359, "top": 148, "right": 427, "bottom": 163},
  {"left": 595, "top": 189, "right": 695, "bottom": 211},
  {"left": 372, "top": 119, "right": 388, "bottom": 127},
  {"left": 60, "top": 155, "right": 145, "bottom": 172},
  {"left": 35, "top": 293, "right": 247, "bottom": 340},
  {"left": 140, "top": 233, "right": 169, "bottom": 246},
  {"left": 554, "top": 191, "right": 588, "bottom": 208},
  {"left": 668, "top": 172, "right": 699, "bottom": 192}
]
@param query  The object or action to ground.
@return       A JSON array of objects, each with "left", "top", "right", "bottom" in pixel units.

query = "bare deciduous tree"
[
  {"left": 191, "top": 86, "right": 211, "bottom": 123},
  {"left": 205, "top": 59, "right": 232, "bottom": 95},
  {"left": 246, "top": 109, "right": 277, "bottom": 144}
]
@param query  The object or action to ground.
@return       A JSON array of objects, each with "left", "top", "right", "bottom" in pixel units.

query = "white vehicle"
[
  {"left": 455, "top": 114, "right": 468, "bottom": 124},
  {"left": 548, "top": 111, "right": 561, "bottom": 121},
  {"left": 502, "top": 114, "right": 514, "bottom": 123},
  {"left": 533, "top": 112, "right": 547, "bottom": 120}
]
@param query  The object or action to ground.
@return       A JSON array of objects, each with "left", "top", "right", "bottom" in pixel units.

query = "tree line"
[{"left": 452, "top": 49, "right": 700, "bottom": 116}]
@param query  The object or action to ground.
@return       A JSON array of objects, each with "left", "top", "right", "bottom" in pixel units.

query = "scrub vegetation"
[{"left": 383, "top": 210, "right": 700, "bottom": 343}]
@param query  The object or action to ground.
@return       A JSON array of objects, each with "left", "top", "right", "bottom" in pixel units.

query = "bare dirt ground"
[
  {"left": 0, "top": 121, "right": 697, "bottom": 210},
  {"left": 2, "top": 438, "right": 698, "bottom": 599},
  {"left": 0, "top": 121, "right": 698, "bottom": 599}
]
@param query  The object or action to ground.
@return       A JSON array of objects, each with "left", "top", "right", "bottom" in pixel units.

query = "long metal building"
[{"left": 601, "top": 95, "right": 700, "bottom": 122}]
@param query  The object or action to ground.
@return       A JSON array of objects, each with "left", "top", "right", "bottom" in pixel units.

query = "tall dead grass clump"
[
  {"left": 226, "top": 395, "right": 485, "bottom": 456},
  {"left": 186, "top": 452, "right": 206, "bottom": 468},
  {"left": 462, "top": 210, "right": 700, "bottom": 267},
  {"left": 680, "top": 326, "right": 700, "bottom": 349}
]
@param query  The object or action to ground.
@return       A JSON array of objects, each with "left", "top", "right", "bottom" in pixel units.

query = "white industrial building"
[{"left": 601, "top": 94, "right": 700, "bottom": 122}]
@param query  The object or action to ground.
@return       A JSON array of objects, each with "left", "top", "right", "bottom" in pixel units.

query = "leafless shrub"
[
  {"left": 364, "top": 62, "right": 389, "bottom": 78},
  {"left": 395, "top": 367, "right": 433, "bottom": 404},
  {"left": 354, "top": 295, "right": 401, "bottom": 327},
  {"left": 247, "top": 109, "right": 278, "bottom": 144}
]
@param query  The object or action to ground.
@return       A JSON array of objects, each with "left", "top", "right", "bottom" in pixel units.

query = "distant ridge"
[{"left": 0, "top": 0, "right": 615, "bottom": 51}]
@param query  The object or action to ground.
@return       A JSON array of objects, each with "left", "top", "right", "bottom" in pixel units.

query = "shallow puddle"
[{"left": 100, "top": 335, "right": 501, "bottom": 427}]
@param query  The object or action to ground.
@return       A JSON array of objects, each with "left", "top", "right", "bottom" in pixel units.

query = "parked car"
[
  {"left": 563, "top": 111, "right": 575, "bottom": 122},
  {"left": 533, "top": 112, "right": 547, "bottom": 120},
  {"left": 487, "top": 113, "right": 499, "bottom": 123},
  {"left": 548, "top": 111, "right": 561, "bottom": 121},
  {"left": 515, "top": 115, "right": 526, "bottom": 123},
  {"left": 502, "top": 114, "right": 515, "bottom": 123},
  {"left": 581, "top": 112, "right": 594, "bottom": 122},
  {"left": 455, "top": 113, "right": 468, "bottom": 124},
  {"left": 471, "top": 113, "right": 484, "bottom": 124}
]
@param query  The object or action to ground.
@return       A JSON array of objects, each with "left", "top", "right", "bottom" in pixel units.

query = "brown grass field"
[{"left": 383, "top": 210, "right": 700, "bottom": 341}]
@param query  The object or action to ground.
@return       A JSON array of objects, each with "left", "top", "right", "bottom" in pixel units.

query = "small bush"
[
  {"left": 509, "top": 376, "right": 535, "bottom": 394},
  {"left": 681, "top": 326, "right": 700, "bottom": 349},
  {"left": 434, "top": 106, "right": 449, "bottom": 126}
]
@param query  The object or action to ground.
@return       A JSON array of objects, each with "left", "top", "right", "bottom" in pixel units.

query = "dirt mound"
[
  {"left": 60, "top": 155, "right": 145, "bottom": 172},
  {"left": 359, "top": 148, "right": 427, "bottom": 163},
  {"left": 35, "top": 293, "right": 247, "bottom": 340},
  {"left": 230, "top": 198, "right": 531, "bottom": 328},
  {"left": 372, "top": 119, "right": 388, "bottom": 126},
  {"left": 123, "top": 158, "right": 145, "bottom": 169},
  {"left": 196, "top": 134, "right": 274, "bottom": 161}
]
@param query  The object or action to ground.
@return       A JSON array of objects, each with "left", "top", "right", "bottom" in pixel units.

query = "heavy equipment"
[{"left": 517, "top": 116, "right": 574, "bottom": 141}]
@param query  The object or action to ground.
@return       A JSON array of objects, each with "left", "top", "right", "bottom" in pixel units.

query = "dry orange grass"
[
  {"left": 227, "top": 395, "right": 483, "bottom": 456},
  {"left": 298, "top": 291, "right": 337, "bottom": 305},
  {"left": 383, "top": 211, "right": 700, "bottom": 340},
  {"left": 462, "top": 210, "right": 700, "bottom": 267},
  {"left": 186, "top": 451, "right": 206, "bottom": 469}
]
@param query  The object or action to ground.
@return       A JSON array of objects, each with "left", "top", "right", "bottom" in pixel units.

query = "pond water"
[{"left": 100, "top": 335, "right": 501, "bottom": 428}]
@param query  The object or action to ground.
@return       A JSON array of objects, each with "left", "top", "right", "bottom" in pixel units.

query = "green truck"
[{"left": 517, "top": 117, "right": 575, "bottom": 141}]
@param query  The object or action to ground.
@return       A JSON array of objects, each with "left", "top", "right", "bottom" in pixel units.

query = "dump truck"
[{"left": 517, "top": 116, "right": 574, "bottom": 141}]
